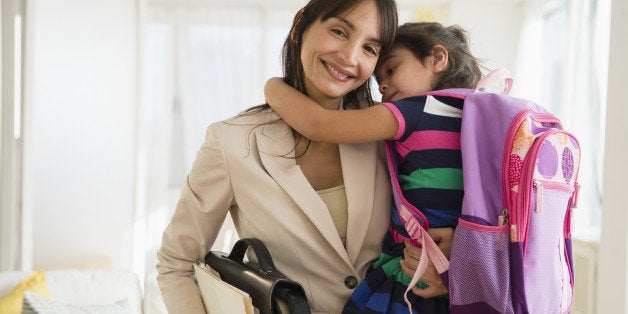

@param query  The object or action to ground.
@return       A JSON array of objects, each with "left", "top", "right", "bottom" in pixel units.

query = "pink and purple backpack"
[{"left": 387, "top": 70, "right": 581, "bottom": 314}]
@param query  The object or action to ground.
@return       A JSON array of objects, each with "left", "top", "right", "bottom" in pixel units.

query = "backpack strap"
[
  {"left": 475, "top": 68, "right": 513, "bottom": 95},
  {"left": 384, "top": 141, "right": 450, "bottom": 313}
]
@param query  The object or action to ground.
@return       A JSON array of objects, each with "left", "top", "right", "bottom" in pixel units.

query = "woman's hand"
[{"left": 401, "top": 227, "right": 454, "bottom": 298}]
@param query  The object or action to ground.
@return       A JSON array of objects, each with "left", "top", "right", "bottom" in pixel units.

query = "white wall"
[
  {"left": 28, "top": 0, "right": 137, "bottom": 270},
  {"left": 396, "top": 0, "right": 523, "bottom": 73},
  {"left": 597, "top": 0, "right": 628, "bottom": 312}
]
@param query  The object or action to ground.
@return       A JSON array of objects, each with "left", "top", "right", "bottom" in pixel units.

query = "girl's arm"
[{"left": 264, "top": 77, "right": 398, "bottom": 143}]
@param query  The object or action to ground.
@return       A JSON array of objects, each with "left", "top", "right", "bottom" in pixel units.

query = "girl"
[
  {"left": 156, "top": 1, "right": 398, "bottom": 313},
  {"left": 264, "top": 22, "right": 483, "bottom": 313}
]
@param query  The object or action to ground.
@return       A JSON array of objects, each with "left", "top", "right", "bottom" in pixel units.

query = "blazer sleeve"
[{"left": 156, "top": 123, "right": 234, "bottom": 314}]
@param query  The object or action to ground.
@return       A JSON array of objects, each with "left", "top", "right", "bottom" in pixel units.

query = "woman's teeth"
[{"left": 326, "top": 62, "right": 349, "bottom": 78}]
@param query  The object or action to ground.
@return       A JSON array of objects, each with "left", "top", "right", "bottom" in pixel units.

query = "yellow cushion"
[{"left": 0, "top": 270, "right": 51, "bottom": 314}]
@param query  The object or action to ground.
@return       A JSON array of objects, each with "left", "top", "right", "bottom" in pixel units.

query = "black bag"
[{"left": 204, "top": 238, "right": 311, "bottom": 314}]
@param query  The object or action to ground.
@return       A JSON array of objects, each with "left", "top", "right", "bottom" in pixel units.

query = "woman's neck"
[{"left": 306, "top": 89, "right": 343, "bottom": 110}]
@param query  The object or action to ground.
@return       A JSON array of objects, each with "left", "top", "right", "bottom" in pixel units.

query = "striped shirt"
[{"left": 383, "top": 95, "right": 464, "bottom": 228}]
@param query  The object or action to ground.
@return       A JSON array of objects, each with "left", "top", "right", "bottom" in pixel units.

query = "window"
[
  {"left": 514, "top": 0, "right": 610, "bottom": 242},
  {"left": 0, "top": 0, "right": 27, "bottom": 271},
  {"left": 138, "top": 4, "right": 301, "bottom": 265}
]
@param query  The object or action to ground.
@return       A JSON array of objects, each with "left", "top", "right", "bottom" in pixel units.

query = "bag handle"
[
  {"left": 227, "top": 238, "right": 280, "bottom": 276},
  {"left": 475, "top": 68, "right": 513, "bottom": 95}
]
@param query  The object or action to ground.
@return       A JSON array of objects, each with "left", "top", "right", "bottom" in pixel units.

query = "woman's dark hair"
[
  {"left": 392, "top": 22, "right": 482, "bottom": 90},
  {"left": 242, "top": 0, "right": 397, "bottom": 156},
  {"left": 283, "top": 0, "right": 398, "bottom": 109}
]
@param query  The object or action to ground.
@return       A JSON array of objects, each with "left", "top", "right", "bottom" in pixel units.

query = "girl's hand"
[
  {"left": 427, "top": 227, "right": 454, "bottom": 259},
  {"left": 401, "top": 227, "right": 455, "bottom": 299},
  {"left": 401, "top": 242, "right": 448, "bottom": 298}
]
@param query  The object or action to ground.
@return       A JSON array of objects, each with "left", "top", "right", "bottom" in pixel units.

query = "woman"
[{"left": 156, "top": 1, "right": 398, "bottom": 313}]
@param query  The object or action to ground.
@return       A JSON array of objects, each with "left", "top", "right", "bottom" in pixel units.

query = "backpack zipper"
[
  {"left": 516, "top": 130, "right": 578, "bottom": 243},
  {"left": 533, "top": 180, "right": 575, "bottom": 213},
  {"left": 504, "top": 111, "right": 562, "bottom": 239}
]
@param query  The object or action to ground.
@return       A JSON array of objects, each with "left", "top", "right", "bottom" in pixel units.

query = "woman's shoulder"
[
  {"left": 207, "top": 106, "right": 286, "bottom": 139},
  {"left": 203, "top": 106, "right": 291, "bottom": 155},
  {"left": 211, "top": 105, "right": 280, "bottom": 128}
]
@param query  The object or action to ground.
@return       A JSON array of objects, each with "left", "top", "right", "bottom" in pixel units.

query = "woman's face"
[{"left": 300, "top": 0, "right": 382, "bottom": 108}]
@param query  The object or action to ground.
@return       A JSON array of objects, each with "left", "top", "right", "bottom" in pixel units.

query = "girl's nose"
[{"left": 378, "top": 81, "right": 387, "bottom": 94}]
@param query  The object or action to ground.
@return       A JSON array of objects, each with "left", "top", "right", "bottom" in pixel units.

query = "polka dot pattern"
[
  {"left": 509, "top": 154, "right": 523, "bottom": 188},
  {"left": 562, "top": 148, "right": 574, "bottom": 183},
  {"left": 537, "top": 140, "right": 559, "bottom": 179}
]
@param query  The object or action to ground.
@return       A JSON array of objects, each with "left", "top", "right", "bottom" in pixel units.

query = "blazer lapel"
[
  {"left": 255, "top": 119, "right": 352, "bottom": 266},
  {"left": 341, "top": 141, "right": 378, "bottom": 264}
]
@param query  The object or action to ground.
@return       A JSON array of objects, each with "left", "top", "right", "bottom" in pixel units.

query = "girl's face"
[
  {"left": 375, "top": 46, "right": 437, "bottom": 102},
  {"left": 300, "top": 0, "right": 382, "bottom": 108}
]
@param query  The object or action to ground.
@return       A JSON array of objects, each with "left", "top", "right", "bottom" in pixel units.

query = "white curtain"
[
  {"left": 514, "top": 0, "right": 611, "bottom": 242},
  {"left": 137, "top": 3, "right": 303, "bottom": 276}
]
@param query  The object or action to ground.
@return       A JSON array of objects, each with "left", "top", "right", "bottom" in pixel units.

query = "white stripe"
[{"left": 424, "top": 95, "right": 463, "bottom": 118}]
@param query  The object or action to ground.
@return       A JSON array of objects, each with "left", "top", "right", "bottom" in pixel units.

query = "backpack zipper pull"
[
  {"left": 571, "top": 182, "right": 580, "bottom": 208},
  {"left": 498, "top": 208, "right": 509, "bottom": 226},
  {"left": 534, "top": 180, "right": 543, "bottom": 212}
]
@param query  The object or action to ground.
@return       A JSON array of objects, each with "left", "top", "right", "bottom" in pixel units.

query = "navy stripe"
[
  {"left": 434, "top": 95, "right": 464, "bottom": 109},
  {"left": 403, "top": 188, "right": 464, "bottom": 212},
  {"left": 393, "top": 96, "right": 463, "bottom": 140},
  {"left": 399, "top": 149, "right": 462, "bottom": 173},
  {"left": 420, "top": 207, "right": 460, "bottom": 227},
  {"left": 413, "top": 112, "right": 462, "bottom": 133}
]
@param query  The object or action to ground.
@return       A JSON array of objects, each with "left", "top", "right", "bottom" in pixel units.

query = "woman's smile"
[
  {"left": 323, "top": 60, "right": 355, "bottom": 82},
  {"left": 299, "top": 0, "right": 381, "bottom": 107}
]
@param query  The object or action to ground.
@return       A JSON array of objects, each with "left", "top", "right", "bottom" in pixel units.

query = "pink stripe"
[
  {"left": 395, "top": 130, "right": 460, "bottom": 158},
  {"left": 383, "top": 103, "right": 405, "bottom": 140},
  {"left": 458, "top": 219, "right": 509, "bottom": 232}
]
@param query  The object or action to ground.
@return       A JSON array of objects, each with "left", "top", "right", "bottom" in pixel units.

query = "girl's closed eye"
[{"left": 330, "top": 28, "right": 347, "bottom": 37}]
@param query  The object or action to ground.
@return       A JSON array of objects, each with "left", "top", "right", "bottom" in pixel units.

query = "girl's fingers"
[
  {"left": 411, "top": 284, "right": 448, "bottom": 299},
  {"left": 401, "top": 256, "right": 449, "bottom": 298}
]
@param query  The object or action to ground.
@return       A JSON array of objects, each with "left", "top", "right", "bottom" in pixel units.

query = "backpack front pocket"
[{"left": 522, "top": 184, "right": 574, "bottom": 313}]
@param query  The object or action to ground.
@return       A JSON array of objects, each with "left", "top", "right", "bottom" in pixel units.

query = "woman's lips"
[{"left": 323, "top": 60, "right": 354, "bottom": 82}]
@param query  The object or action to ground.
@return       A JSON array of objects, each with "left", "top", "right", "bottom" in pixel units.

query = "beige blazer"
[{"left": 156, "top": 110, "right": 391, "bottom": 314}]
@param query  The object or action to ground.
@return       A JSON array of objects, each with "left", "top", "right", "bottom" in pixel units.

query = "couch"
[{"left": 0, "top": 269, "right": 167, "bottom": 313}]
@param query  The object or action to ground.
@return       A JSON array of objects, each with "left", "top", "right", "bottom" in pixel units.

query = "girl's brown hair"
[{"left": 392, "top": 22, "right": 482, "bottom": 90}]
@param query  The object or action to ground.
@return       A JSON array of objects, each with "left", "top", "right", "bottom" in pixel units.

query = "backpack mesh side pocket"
[{"left": 449, "top": 220, "right": 514, "bottom": 314}]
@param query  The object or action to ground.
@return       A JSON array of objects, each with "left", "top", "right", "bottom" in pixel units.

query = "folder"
[{"left": 194, "top": 262, "right": 255, "bottom": 314}]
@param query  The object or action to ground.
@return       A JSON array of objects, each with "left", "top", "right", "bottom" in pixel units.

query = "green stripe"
[
  {"left": 400, "top": 168, "right": 463, "bottom": 190},
  {"left": 372, "top": 252, "right": 396, "bottom": 269},
  {"left": 379, "top": 256, "right": 429, "bottom": 289}
]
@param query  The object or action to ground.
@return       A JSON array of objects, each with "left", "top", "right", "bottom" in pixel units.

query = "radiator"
[{"left": 572, "top": 239, "right": 598, "bottom": 314}]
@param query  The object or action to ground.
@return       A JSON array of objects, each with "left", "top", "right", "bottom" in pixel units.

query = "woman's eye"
[
  {"left": 387, "top": 66, "right": 396, "bottom": 74},
  {"left": 363, "top": 45, "right": 378, "bottom": 56}
]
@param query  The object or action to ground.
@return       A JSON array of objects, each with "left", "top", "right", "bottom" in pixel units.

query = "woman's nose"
[{"left": 338, "top": 42, "right": 360, "bottom": 66}]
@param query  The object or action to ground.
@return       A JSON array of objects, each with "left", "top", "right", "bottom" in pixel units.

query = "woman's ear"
[{"left": 431, "top": 45, "right": 449, "bottom": 73}]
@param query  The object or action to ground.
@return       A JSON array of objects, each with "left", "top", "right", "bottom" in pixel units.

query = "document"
[{"left": 194, "top": 262, "right": 255, "bottom": 314}]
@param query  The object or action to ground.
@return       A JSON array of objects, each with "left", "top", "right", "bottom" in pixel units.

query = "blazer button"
[{"left": 344, "top": 276, "right": 358, "bottom": 289}]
